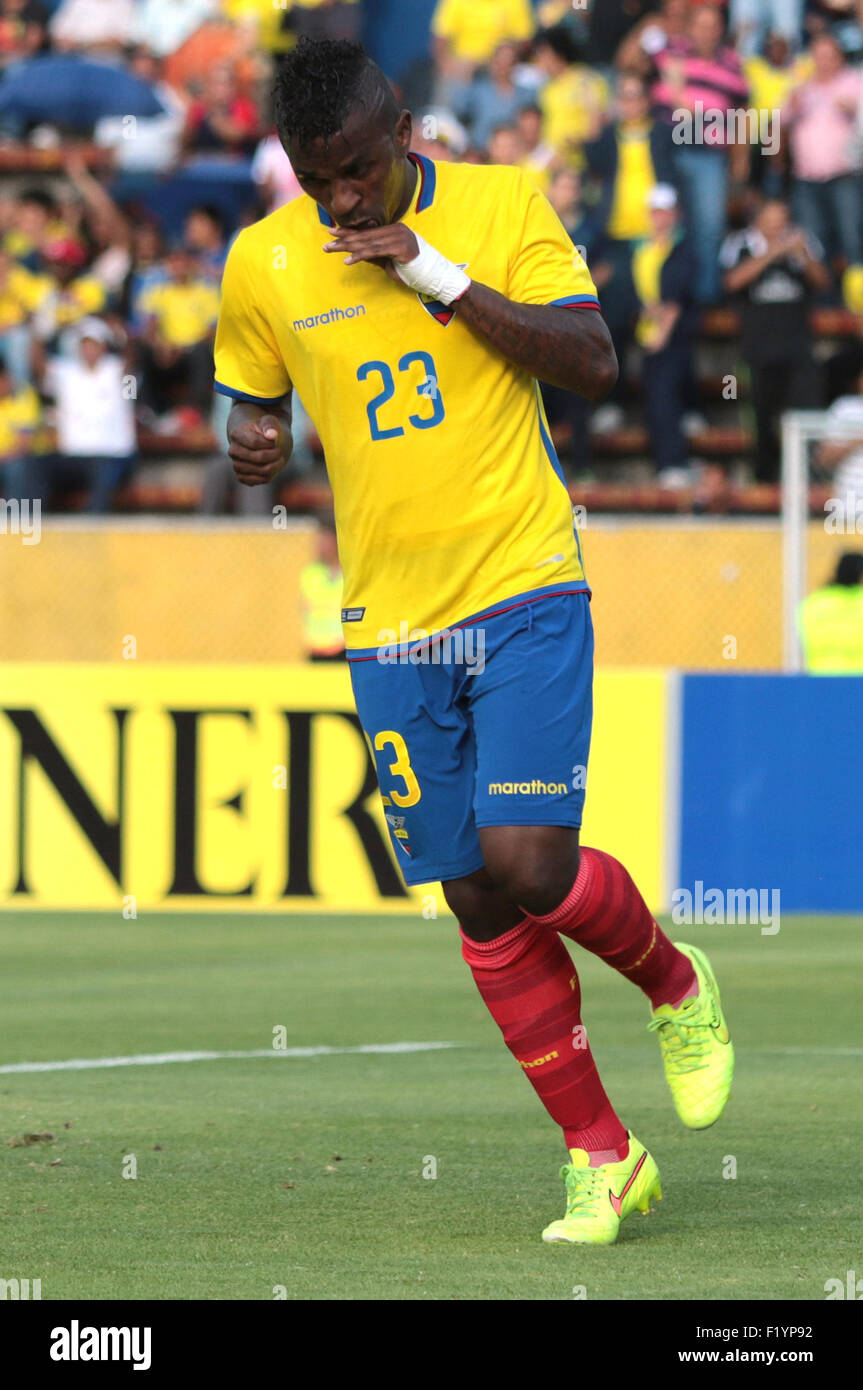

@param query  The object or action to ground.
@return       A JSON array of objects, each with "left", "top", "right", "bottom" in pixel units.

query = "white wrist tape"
[{"left": 394, "top": 232, "right": 471, "bottom": 305}]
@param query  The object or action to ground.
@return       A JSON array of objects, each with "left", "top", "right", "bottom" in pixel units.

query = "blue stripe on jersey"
[
  {"left": 535, "top": 384, "right": 586, "bottom": 574},
  {"left": 410, "top": 152, "right": 437, "bottom": 212},
  {"left": 316, "top": 204, "right": 335, "bottom": 228},
  {"left": 535, "top": 383, "right": 567, "bottom": 488},
  {"left": 549, "top": 294, "right": 601, "bottom": 308},
  {"left": 214, "top": 380, "right": 288, "bottom": 405}
]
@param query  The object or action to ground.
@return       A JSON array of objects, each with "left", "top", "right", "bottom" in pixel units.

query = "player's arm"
[
  {"left": 226, "top": 397, "right": 294, "bottom": 486},
  {"left": 441, "top": 285, "right": 617, "bottom": 401},
  {"left": 215, "top": 231, "right": 295, "bottom": 486}
]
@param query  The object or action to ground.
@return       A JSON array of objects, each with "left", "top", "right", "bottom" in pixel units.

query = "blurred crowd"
[{"left": 1, "top": 0, "right": 863, "bottom": 509}]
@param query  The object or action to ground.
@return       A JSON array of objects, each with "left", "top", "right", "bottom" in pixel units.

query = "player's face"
[{"left": 290, "top": 107, "right": 413, "bottom": 230}]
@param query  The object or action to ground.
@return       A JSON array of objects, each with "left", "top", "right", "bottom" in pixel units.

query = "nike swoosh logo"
[{"left": 608, "top": 1151, "right": 646, "bottom": 1216}]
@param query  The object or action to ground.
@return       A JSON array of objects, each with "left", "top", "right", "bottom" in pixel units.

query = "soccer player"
[{"left": 215, "top": 37, "right": 734, "bottom": 1245}]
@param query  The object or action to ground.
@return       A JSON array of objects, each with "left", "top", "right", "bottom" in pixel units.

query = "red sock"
[
  {"left": 528, "top": 847, "right": 696, "bottom": 1010},
  {"left": 460, "top": 917, "right": 628, "bottom": 1157}
]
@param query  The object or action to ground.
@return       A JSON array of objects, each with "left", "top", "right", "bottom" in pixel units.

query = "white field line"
[
  {"left": 0, "top": 1042, "right": 459, "bottom": 1075},
  {"left": 1, "top": 1042, "right": 858, "bottom": 1077}
]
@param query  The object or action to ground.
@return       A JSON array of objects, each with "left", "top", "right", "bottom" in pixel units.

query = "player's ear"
[{"left": 394, "top": 109, "right": 412, "bottom": 154}]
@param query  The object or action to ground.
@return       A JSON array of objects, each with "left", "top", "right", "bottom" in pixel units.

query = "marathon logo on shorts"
[
  {"left": 341, "top": 607, "right": 365, "bottom": 622},
  {"left": 488, "top": 780, "right": 569, "bottom": 795}
]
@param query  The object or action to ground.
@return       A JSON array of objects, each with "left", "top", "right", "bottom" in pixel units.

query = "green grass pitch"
[{"left": 1, "top": 911, "right": 860, "bottom": 1301}]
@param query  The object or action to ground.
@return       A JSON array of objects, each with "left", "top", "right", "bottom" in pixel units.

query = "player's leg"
[
  {"left": 444, "top": 865, "right": 627, "bottom": 1157},
  {"left": 349, "top": 634, "right": 657, "bottom": 1243},
  {"left": 480, "top": 825, "right": 697, "bottom": 1010},
  {"left": 347, "top": 648, "right": 485, "bottom": 890},
  {"left": 481, "top": 825, "right": 735, "bottom": 1130},
  {"left": 468, "top": 592, "right": 695, "bottom": 1004},
  {"left": 443, "top": 866, "right": 660, "bottom": 1245},
  {"left": 469, "top": 592, "right": 734, "bottom": 1131}
]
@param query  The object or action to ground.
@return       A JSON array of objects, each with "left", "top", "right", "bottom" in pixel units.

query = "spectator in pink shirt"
[
  {"left": 785, "top": 33, "right": 863, "bottom": 269},
  {"left": 653, "top": 5, "right": 749, "bottom": 302}
]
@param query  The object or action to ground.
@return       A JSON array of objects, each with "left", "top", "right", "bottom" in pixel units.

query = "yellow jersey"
[
  {"left": 606, "top": 124, "right": 655, "bottom": 242},
  {"left": 744, "top": 55, "right": 813, "bottom": 117},
  {"left": 215, "top": 155, "right": 597, "bottom": 651},
  {"left": 0, "top": 383, "right": 40, "bottom": 456},
  {"left": 140, "top": 279, "right": 220, "bottom": 348},
  {"left": 431, "top": 0, "right": 535, "bottom": 63},
  {"left": 540, "top": 66, "right": 609, "bottom": 160},
  {"left": 0, "top": 264, "right": 52, "bottom": 330}
]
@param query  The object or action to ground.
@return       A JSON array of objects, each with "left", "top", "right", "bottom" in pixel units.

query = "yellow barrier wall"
[
  {"left": 0, "top": 522, "right": 316, "bottom": 663},
  {"left": 0, "top": 665, "right": 668, "bottom": 913},
  {"left": 1, "top": 521, "right": 849, "bottom": 669}
]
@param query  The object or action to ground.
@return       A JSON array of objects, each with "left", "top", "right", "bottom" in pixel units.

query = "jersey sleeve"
[
  {"left": 505, "top": 169, "right": 600, "bottom": 310},
  {"left": 214, "top": 231, "right": 292, "bottom": 404}
]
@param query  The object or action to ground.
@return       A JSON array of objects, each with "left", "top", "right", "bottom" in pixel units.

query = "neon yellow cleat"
[
  {"left": 541, "top": 1133, "right": 661, "bottom": 1245},
  {"left": 649, "top": 942, "right": 734, "bottom": 1129}
]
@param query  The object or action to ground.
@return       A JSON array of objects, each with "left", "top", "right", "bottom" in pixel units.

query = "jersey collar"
[{"left": 315, "top": 151, "right": 436, "bottom": 229}]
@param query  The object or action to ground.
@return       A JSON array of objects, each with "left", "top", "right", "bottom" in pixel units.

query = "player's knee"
[
  {"left": 442, "top": 878, "right": 490, "bottom": 931},
  {"left": 442, "top": 875, "right": 514, "bottom": 942},
  {"left": 482, "top": 833, "right": 580, "bottom": 916}
]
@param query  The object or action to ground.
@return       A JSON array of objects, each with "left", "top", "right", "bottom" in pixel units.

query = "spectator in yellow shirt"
[
  {"left": 0, "top": 245, "right": 51, "bottom": 382},
  {"left": 4, "top": 187, "right": 65, "bottom": 268},
  {"left": 533, "top": 26, "right": 609, "bottom": 163},
  {"left": 432, "top": 0, "right": 535, "bottom": 83},
  {"left": 743, "top": 33, "right": 812, "bottom": 195},
  {"left": 35, "top": 238, "right": 107, "bottom": 339},
  {"left": 138, "top": 246, "right": 219, "bottom": 419}
]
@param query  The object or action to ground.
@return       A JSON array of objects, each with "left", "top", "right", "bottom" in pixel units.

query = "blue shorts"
[{"left": 348, "top": 587, "right": 594, "bottom": 886}]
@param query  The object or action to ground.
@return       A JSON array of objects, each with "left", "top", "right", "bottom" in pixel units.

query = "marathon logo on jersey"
[
  {"left": 293, "top": 305, "right": 367, "bottom": 331},
  {"left": 50, "top": 1321, "right": 151, "bottom": 1371},
  {"left": 341, "top": 607, "right": 365, "bottom": 622},
  {"left": 417, "top": 264, "right": 469, "bottom": 326}
]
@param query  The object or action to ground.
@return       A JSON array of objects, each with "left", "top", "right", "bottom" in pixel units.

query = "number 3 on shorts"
[{"left": 373, "top": 730, "right": 422, "bottom": 807}]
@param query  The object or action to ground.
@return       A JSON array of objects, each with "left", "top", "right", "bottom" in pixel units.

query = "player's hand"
[
  {"left": 323, "top": 224, "right": 420, "bottom": 282},
  {"left": 228, "top": 413, "right": 292, "bottom": 486},
  {"left": 325, "top": 225, "right": 471, "bottom": 306}
]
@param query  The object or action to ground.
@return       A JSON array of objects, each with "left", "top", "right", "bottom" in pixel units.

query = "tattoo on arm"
[{"left": 455, "top": 283, "right": 618, "bottom": 401}]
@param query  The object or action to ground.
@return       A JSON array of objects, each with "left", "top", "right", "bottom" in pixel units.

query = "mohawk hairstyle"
[{"left": 273, "top": 37, "right": 399, "bottom": 149}]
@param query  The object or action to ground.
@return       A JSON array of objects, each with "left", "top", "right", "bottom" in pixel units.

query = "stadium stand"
[{"left": 0, "top": 0, "right": 861, "bottom": 517}]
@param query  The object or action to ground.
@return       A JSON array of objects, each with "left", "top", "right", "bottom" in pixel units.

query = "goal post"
[{"left": 781, "top": 409, "right": 863, "bottom": 673}]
